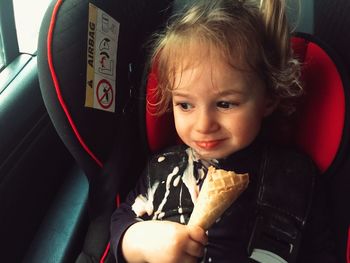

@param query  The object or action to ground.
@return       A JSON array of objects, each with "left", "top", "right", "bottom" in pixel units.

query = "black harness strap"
[{"left": 248, "top": 146, "right": 316, "bottom": 263}]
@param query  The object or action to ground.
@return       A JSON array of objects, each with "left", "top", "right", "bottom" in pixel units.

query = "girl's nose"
[{"left": 195, "top": 108, "right": 219, "bottom": 134}]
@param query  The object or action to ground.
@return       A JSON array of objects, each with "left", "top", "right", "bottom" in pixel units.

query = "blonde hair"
[{"left": 149, "top": 0, "right": 303, "bottom": 115}]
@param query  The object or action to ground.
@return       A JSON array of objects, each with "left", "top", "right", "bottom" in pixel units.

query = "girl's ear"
[{"left": 264, "top": 97, "right": 279, "bottom": 117}]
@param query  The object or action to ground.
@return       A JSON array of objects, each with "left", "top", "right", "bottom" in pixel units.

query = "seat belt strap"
[{"left": 248, "top": 146, "right": 316, "bottom": 263}]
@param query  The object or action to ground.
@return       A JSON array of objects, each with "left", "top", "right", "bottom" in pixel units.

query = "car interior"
[{"left": 0, "top": 0, "right": 349, "bottom": 262}]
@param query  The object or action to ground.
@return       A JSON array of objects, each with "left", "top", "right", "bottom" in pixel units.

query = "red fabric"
[
  {"left": 293, "top": 39, "right": 345, "bottom": 173},
  {"left": 145, "top": 70, "right": 178, "bottom": 152},
  {"left": 100, "top": 242, "right": 110, "bottom": 263},
  {"left": 291, "top": 36, "right": 308, "bottom": 63},
  {"left": 48, "top": 0, "right": 103, "bottom": 168}
]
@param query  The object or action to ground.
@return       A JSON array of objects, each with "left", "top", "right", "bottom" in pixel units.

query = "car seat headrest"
[
  {"left": 145, "top": 33, "right": 349, "bottom": 175},
  {"left": 292, "top": 33, "right": 349, "bottom": 174}
]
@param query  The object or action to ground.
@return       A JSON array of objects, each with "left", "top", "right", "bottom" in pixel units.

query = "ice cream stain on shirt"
[
  {"left": 173, "top": 175, "right": 181, "bottom": 187},
  {"left": 158, "top": 156, "right": 165, "bottom": 162},
  {"left": 131, "top": 181, "right": 159, "bottom": 217},
  {"left": 153, "top": 166, "right": 180, "bottom": 220}
]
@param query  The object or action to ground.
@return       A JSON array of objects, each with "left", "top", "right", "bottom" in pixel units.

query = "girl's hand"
[{"left": 121, "top": 220, "right": 208, "bottom": 263}]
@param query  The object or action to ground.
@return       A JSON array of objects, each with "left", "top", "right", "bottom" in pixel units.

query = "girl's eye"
[
  {"left": 216, "top": 101, "right": 238, "bottom": 109},
  {"left": 176, "top": 102, "right": 193, "bottom": 111}
]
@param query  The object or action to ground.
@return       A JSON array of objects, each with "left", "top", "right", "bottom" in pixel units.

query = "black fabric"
[
  {"left": 257, "top": 145, "right": 315, "bottom": 226},
  {"left": 110, "top": 140, "right": 336, "bottom": 262},
  {"left": 330, "top": 154, "right": 350, "bottom": 263},
  {"left": 110, "top": 141, "right": 262, "bottom": 262},
  {"left": 38, "top": 0, "right": 104, "bottom": 180},
  {"left": 76, "top": 115, "right": 147, "bottom": 262},
  {"left": 297, "top": 173, "right": 338, "bottom": 263},
  {"left": 294, "top": 33, "right": 350, "bottom": 263},
  {"left": 248, "top": 145, "right": 316, "bottom": 263},
  {"left": 38, "top": 0, "right": 172, "bottom": 180},
  {"left": 38, "top": 0, "right": 172, "bottom": 261}
]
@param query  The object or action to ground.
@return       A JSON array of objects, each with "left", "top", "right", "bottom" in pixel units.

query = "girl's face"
[{"left": 172, "top": 54, "right": 275, "bottom": 160}]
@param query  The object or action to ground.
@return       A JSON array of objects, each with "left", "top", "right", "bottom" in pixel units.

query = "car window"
[
  {"left": 0, "top": 33, "right": 4, "bottom": 70},
  {"left": 289, "top": 0, "right": 314, "bottom": 34},
  {"left": 12, "top": 0, "right": 51, "bottom": 54}
]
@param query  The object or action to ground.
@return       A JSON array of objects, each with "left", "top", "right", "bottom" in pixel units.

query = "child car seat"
[
  {"left": 36, "top": 0, "right": 350, "bottom": 262},
  {"left": 142, "top": 35, "right": 350, "bottom": 263}
]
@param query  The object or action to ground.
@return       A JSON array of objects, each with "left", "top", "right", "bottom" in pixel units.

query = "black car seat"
[
  {"left": 36, "top": 0, "right": 172, "bottom": 262},
  {"left": 36, "top": 0, "right": 350, "bottom": 262}
]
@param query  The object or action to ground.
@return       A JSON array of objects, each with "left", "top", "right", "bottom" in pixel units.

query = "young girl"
[{"left": 111, "top": 0, "right": 336, "bottom": 262}]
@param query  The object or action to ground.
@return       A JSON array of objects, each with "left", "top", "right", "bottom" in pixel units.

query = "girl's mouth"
[{"left": 195, "top": 140, "right": 224, "bottom": 150}]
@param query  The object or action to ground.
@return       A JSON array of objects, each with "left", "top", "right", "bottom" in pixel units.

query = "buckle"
[{"left": 247, "top": 214, "right": 302, "bottom": 263}]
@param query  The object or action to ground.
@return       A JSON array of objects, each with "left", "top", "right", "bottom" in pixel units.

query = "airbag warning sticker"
[{"left": 85, "top": 3, "right": 119, "bottom": 112}]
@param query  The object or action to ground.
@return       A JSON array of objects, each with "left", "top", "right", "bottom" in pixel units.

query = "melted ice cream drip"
[
  {"left": 158, "top": 156, "right": 165, "bottom": 162},
  {"left": 173, "top": 175, "right": 181, "bottom": 187},
  {"left": 153, "top": 166, "right": 180, "bottom": 220},
  {"left": 133, "top": 148, "right": 218, "bottom": 226},
  {"left": 182, "top": 148, "right": 200, "bottom": 204},
  {"left": 131, "top": 181, "right": 159, "bottom": 217},
  {"left": 178, "top": 185, "right": 185, "bottom": 224}
]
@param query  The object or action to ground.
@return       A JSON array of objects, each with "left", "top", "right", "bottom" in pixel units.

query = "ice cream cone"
[{"left": 188, "top": 166, "right": 249, "bottom": 230}]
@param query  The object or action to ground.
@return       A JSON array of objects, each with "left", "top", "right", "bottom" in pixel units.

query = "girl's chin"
[{"left": 193, "top": 149, "right": 229, "bottom": 161}]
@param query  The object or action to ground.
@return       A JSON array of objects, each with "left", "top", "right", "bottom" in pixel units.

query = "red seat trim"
[
  {"left": 145, "top": 70, "right": 178, "bottom": 152},
  {"left": 47, "top": 0, "right": 103, "bottom": 167},
  {"left": 293, "top": 37, "right": 346, "bottom": 173}
]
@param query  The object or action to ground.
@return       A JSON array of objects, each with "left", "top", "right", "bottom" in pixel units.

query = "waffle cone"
[{"left": 188, "top": 166, "right": 249, "bottom": 230}]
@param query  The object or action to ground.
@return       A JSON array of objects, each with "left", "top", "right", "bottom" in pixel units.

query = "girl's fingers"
[
  {"left": 184, "top": 239, "right": 205, "bottom": 258},
  {"left": 181, "top": 253, "right": 199, "bottom": 263},
  {"left": 187, "top": 225, "right": 208, "bottom": 245}
]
